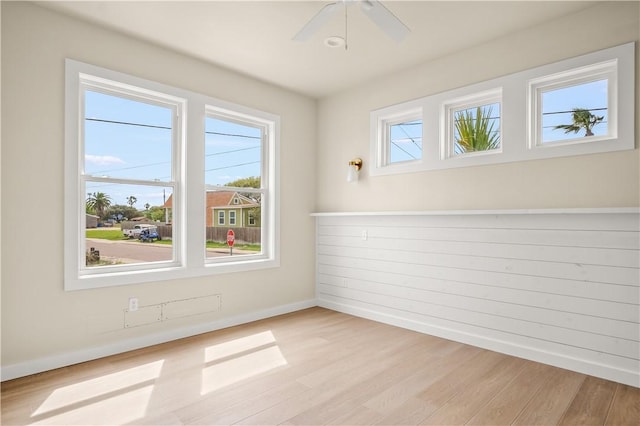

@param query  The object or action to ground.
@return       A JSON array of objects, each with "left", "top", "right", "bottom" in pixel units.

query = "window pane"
[
  {"left": 205, "top": 117, "right": 261, "bottom": 188},
  {"left": 205, "top": 188, "right": 261, "bottom": 260},
  {"left": 453, "top": 102, "right": 501, "bottom": 155},
  {"left": 85, "top": 182, "right": 173, "bottom": 268},
  {"left": 541, "top": 79, "right": 608, "bottom": 143},
  {"left": 84, "top": 90, "right": 173, "bottom": 181},
  {"left": 389, "top": 119, "right": 422, "bottom": 163}
]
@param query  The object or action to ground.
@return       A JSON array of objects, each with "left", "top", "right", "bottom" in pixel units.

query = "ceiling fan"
[{"left": 293, "top": 0, "right": 410, "bottom": 47}]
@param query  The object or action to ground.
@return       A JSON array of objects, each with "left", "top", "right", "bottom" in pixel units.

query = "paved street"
[
  {"left": 86, "top": 239, "right": 251, "bottom": 264},
  {"left": 86, "top": 239, "right": 173, "bottom": 263}
]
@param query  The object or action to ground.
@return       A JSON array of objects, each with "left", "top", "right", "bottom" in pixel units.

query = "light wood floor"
[{"left": 2, "top": 307, "right": 638, "bottom": 425}]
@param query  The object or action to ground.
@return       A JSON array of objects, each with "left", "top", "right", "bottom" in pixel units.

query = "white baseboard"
[
  {"left": 1, "top": 298, "right": 317, "bottom": 381},
  {"left": 318, "top": 299, "right": 640, "bottom": 388}
]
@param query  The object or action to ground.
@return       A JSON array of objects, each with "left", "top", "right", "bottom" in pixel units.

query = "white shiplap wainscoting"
[{"left": 313, "top": 209, "right": 640, "bottom": 387}]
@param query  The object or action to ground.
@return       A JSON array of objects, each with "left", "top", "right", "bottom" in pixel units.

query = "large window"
[
  {"left": 82, "top": 88, "right": 179, "bottom": 269},
  {"left": 204, "top": 108, "right": 270, "bottom": 261},
  {"left": 65, "top": 60, "right": 279, "bottom": 290}
]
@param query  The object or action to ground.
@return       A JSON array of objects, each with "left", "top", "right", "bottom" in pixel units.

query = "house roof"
[{"left": 163, "top": 191, "right": 259, "bottom": 209}]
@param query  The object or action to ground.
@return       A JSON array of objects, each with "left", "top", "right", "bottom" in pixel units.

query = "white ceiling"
[{"left": 38, "top": 1, "right": 598, "bottom": 98}]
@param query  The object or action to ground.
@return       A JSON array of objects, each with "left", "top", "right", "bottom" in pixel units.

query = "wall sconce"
[{"left": 347, "top": 158, "right": 363, "bottom": 182}]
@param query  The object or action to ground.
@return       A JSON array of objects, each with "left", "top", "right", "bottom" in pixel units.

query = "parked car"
[
  {"left": 138, "top": 227, "right": 161, "bottom": 242},
  {"left": 123, "top": 224, "right": 158, "bottom": 239}
]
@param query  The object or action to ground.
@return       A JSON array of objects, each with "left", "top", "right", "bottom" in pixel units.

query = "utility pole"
[{"left": 163, "top": 189, "right": 169, "bottom": 224}]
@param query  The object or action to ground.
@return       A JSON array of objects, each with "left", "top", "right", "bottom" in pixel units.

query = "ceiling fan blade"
[
  {"left": 293, "top": 2, "right": 341, "bottom": 42},
  {"left": 360, "top": 0, "right": 410, "bottom": 42}
]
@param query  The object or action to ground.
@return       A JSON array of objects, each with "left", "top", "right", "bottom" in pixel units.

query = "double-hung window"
[
  {"left": 204, "top": 107, "right": 274, "bottom": 261},
  {"left": 65, "top": 60, "right": 279, "bottom": 290}
]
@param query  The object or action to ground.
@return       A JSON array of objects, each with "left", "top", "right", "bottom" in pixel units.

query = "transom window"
[
  {"left": 370, "top": 102, "right": 424, "bottom": 176},
  {"left": 442, "top": 89, "right": 502, "bottom": 159},
  {"left": 529, "top": 60, "right": 616, "bottom": 148},
  {"left": 370, "top": 42, "right": 632, "bottom": 175}
]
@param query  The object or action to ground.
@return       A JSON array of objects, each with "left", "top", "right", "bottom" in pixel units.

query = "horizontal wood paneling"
[{"left": 315, "top": 210, "right": 640, "bottom": 386}]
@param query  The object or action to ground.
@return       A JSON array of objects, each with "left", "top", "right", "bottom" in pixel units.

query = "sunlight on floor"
[
  {"left": 30, "top": 385, "right": 155, "bottom": 425},
  {"left": 201, "top": 330, "right": 288, "bottom": 395},
  {"left": 30, "top": 360, "right": 164, "bottom": 425},
  {"left": 204, "top": 330, "right": 278, "bottom": 362}
]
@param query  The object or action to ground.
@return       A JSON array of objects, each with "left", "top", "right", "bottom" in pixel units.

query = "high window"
[
  {"left": 65, "top": 60, "right": 279, "bottom": 290},
  {"left": 370, "top": 42, "right": 633, "bottom": 175},
  {"left": 442, "top": 89, "right": 502, "bottom": 159},
  {"left": 370, "top": 101, "right": 424, "bottom": 176},
  {"left": 528, "top": 60, "right": 616, "bottom": 148}
]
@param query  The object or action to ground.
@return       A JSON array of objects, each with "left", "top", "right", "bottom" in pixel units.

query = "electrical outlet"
[{"left": 128, "top": 297, "right": 139, "bottom": 312}]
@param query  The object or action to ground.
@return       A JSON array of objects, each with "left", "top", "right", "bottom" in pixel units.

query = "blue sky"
[
  {"left": 541, "top": 79, "right": 608, "bottom": 142},
  {"left": 84, "top": 90, "right": 261, "bottom": 210}
]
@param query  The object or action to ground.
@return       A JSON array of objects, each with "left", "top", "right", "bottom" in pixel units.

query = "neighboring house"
[
  {"left": 86, "top": 214, "right": 99, "bottom": 229},
  {"left": 130, "top": 216, "right": 153, "bottom": 222},
  {"left": 163, "top": 190, "right": 260, "bottom": 228}
]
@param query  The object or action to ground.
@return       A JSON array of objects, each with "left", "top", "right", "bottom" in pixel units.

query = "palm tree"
[
  {"left": 86, "top": 192, "right": 112, "bottom": 219},
  {"left": 454, "top": 106, "right": 500, "bottom": 154},
  {"left": 126, "top": 195, "right": 137, "bottom": 208},
  {"left": 553, "top": 108, "right": 604, "bottom": 137}
]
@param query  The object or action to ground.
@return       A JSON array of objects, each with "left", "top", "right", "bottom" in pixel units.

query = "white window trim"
[
  {"left": 528, "top": 60, "right": 617, "bottom": 149},
  {"left": 77, "top": 77, "right": 185, "bottom": 278},
  {"left": 441, "top": 88, "right": 502, "bottom": 160},
  {"left": 229, "top": 211, "right": 236, "bottom": 226},
  {"left": 218, "top": 211, "right": 225, "bottom": 226},
  {"left": 370, "top": 100, "right": 424, "bottom": 176},
  {"left": 64, "top": 59, "right": 280, "bottom": 291},
  {"left": 204, "top": 105, "right": 277, "bottom": 266},
  {"left": 369, "top": 42, "right": 634, "bottom": 176}
]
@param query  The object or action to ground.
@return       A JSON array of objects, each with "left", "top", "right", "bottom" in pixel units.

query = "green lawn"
[
  {"left": 86, "top": 228, "right": 261, "bottom": 252},
  {"left": 86, "top": 228, "right": 126, "bottom": 240},
  {"left": 156, "top": 239, "right": 261, "bottom": 251}
]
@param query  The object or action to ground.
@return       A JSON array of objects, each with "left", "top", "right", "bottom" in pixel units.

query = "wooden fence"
[
  {"left": 120, "top": 221, "right": 260, "bottom": 244},
  {"left": 207, "top": 227, "right": 261, "bottom": 244}
]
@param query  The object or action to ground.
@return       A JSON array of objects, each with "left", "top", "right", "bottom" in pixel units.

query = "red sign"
[{"left": 226, "top": 229, "right": 235, "bottom": 247}]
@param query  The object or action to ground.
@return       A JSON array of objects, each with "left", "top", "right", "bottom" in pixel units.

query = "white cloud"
[{"left": 85, "top": 155, "right": 125, "bottom": 166}]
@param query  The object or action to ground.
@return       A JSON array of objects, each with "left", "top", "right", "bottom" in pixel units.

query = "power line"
[
  {"left": 205, "top": 130, "right": 260, "bottom": 139},
  {"left": 90, "top": 146, "right": 259, "bottom": 175},
  {"left": 396, "top": 123, "right": 423, "bottom": 152},
  {"left": 543, "top": 120, "right": 608, "bottom": 130},
  {"left": 391, "top": 140, "right": 417, "bottom": 160},
  {"left": 205, "top": 161, "right": 260, "bottom": 172},
  {"left": 86, "top": 117, "right": 262, "bottom": 139},
  {"left": 86, "top": 117, "right": 171, "bottom": 130},
  {"left": 542, "top": 107, "right": 607, "bottom": 115}
]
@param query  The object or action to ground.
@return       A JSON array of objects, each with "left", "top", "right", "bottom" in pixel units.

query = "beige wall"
[
  {"left": 316, "top": 2, "right": 640, "bottom": 212},
  {"left": 1, "top": 3, "right": 316, "bottom": 367}
]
